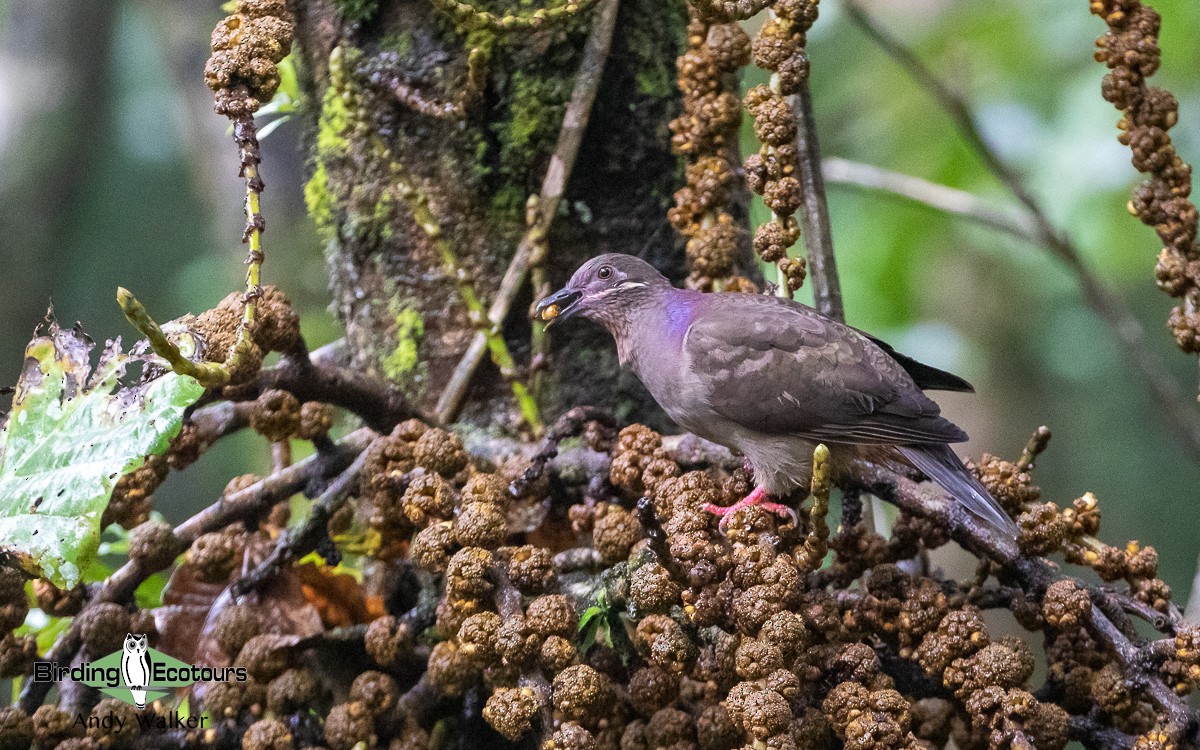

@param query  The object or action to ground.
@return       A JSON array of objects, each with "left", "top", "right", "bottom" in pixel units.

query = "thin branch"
[
  {"left": 238, "top": 341, "right": 424, "bottom": 433},
  {"left": 506, "top": 405, "right": 616, "bottom": 498},
  {"left": 822, "top": 157, "right": 1038, "bottom": 241},
  {"left": 843, "top": 0, "right": 1200, "bottom": 464},
  {"left": 435, "top": 0, "right": 621, "bottom": 425},
  {"left": 1069, "top": 715, "right": 1137, "bottom": 750},
  {"left": 553, "top": 547, "right": 604, "bottom": 573},
  {"left": 176, "top": 428, "right": 374, "bottom": 541},
  {"left": 233, "top": 449, "right": 370, "bottom": 597},
  {"left": 1016, "top": 425, "right": 1054, "bottom": 473},
  {"left": 792, "top": 77, "right": 844, "bottom": 322},
  {"left": 17, "top": 428, "right": 374, "bottom": 713},
  {"left": 185, "top": 400, "right": 253, "bottom": 445}
]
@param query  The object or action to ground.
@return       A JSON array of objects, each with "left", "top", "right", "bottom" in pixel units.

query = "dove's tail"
[{"left": 897, "top": 444, "right": 1017, "bottom": 533}]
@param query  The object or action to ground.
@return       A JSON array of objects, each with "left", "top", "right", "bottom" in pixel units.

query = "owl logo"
[{"left": 120, "top": 633, "right": 151, "bottom": 710}]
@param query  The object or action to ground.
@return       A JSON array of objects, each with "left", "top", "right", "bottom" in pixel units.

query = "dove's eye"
[{"left": 598, "top": 266, "right": 613, "bottom": 280}]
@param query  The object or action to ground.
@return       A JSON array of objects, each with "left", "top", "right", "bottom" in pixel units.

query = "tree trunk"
[{"left": 291, "top": 0, "right": 719, "bottom": 432}]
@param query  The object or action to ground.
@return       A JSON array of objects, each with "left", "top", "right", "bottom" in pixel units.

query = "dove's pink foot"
[{"left": 704, "top": 486, "right": 797, "bottom": 532}]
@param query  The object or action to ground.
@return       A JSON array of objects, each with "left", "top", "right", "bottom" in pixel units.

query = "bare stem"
[
  {"left": 798, "top": 443, "right": 832, "bottom": 570},
  {"left": 432, "top": 0, "right": 601, "bottom": 32},
  {"left": 114, "top": 115, "right": 268, "bottom": 388},
  {"left": 233, "top": 115, "right": 265, "bottom": 358},
  {"left": 116, "top": 288, "right": 231, "bottom": 387},
  {"left": 793, "top": 76, "right": 843, "bottom": 322},
  {"left": 1016, "top": 425, "right": 1053, "bottom": 473},
  {"left": 434, "top": 0, "right": 621, "bottom": 426},
  {"left": 822, "top": 157, "right": 1038, "bottom": 241},
  {"left": 237, "top": 340, "right": 425, "bottom": 433}
]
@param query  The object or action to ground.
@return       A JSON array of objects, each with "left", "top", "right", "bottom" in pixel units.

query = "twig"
[
  {"left": 386, "top": 46, "right": 488, "bottom": 119},
  {"left": 233, "top": 449, "right": 370, "bottom": 597},
  {"left": 797, "top": 443, "right": 832, "bottom": 570},
  {"left": 185, "top": 400, "right": 254, "bottom": 445},
  {"left": 507, "top": 406, "right": 616, "bottom": 497},
  {"left": 1016, "top": 425, "right": 1053, "bottom": 473},
  {"left": 116, "top": 116, "right": 269, "bottom": 389},
  {"left": 432, "top": 0, "right": 601, "bottom": 32},
  {"left": 177, "top": 428, "right": 374, "bottom": 540},
  {"left": 232, "top": 115, "right": 266, "bottom": 364},
  {"left": 843, "top": 1, "right": 1200, "bottom": 463},
  {"left": 792, "top": 76, "right": 844, "bottom": 322},
  {"left": 17, "top": 428, "right": 374, "bottom": 713},
  {"left": 1069, "top": 715, "right": 1137, "bottom": 750},
  {"left": 248, "top": 347, "right": 423, "bottom": 433},
  {"left": 116, "top": 289, "right": 234, "bottom": 387},
  {"left": 553, "top": 547, "right": 604, "bottom": 573},
  {"left": 1118, "top": 588, "right": 1178, "bottom": 635},
  {"left": 822, "top": 157, "right": 1038, "bottom": 241},
  {"left": 271, "top": 440, "right": 292, "bottom": 473},
  {"left": 434, "top": 0, "right": 621, "bottom": 425}
]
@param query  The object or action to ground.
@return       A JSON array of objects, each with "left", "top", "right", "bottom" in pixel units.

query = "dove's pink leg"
[{"left": 704, "top": 486, "right": 797, "bottom": 532}]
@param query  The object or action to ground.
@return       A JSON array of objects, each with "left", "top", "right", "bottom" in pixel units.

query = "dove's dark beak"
[{"left": 535, "top": 287, "right": 583, "bottom": 330}]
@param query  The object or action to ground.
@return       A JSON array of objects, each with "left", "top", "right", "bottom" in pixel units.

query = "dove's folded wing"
[{"left": 683, "top": 295, "right": 968, "bottom": 446}]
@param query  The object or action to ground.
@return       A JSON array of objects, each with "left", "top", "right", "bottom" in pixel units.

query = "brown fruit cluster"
[
  {"left": 102, "top": 455, "right": 167, "bottom": 530},
  {"left": 971, "top": 454, "right": 1176, "bottom": 624},
  {"left": 188, "top": 286, "right": 300, "bottom": 388},
  {"left": 204, "top": 0, "right": 294, "bottom": 118},
  {"left": 742, "top": 0, "right": 821, "bottom": 294},
  {"left": 668, "top": 17, "right": 752, "bottom": 291},
  {"left": 1090, "top": 0, "right": 1200, "bottom": 353}
]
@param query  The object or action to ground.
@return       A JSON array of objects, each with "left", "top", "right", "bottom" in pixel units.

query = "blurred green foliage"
[{"left": 0, "top": 0, "right": 1197, "bottom": 596}]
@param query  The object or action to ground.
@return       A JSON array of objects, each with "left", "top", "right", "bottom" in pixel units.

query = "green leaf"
[{"left": 0, "top": 320, "right": 204, "bottom": 587}]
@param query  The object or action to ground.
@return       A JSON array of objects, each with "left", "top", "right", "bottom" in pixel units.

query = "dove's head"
[{"left": 535, "top": 254, "right": 671, "bottom": 331}]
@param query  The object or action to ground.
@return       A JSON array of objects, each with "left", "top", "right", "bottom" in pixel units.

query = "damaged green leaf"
[{"left": 0, "top": 318, "right": 204, "bottom": 587}]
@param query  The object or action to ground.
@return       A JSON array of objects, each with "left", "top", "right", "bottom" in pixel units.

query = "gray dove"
[{"left": 536, "top": 253, "right": 1016, "bottom": 533}]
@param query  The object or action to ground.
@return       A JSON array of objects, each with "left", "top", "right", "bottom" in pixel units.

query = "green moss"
[
  {"left": 379, "top": 28, "right": 415, "bottom": 60},
  {"left": 316, "top": 86, "right": 352, "bottom": 158},
  {"left": 303, "top": 163, "right": 335, "bottom": 238},
  {"left": 489, "top": 69, "right": 568, "bottom": 215},
  {"left": 490, "top": 184, "right": 528, "bottom": 217},
  {"left": 624, "top": 0, "right": 686, "bottom": 102},
  {"left": 370, "top": 191, "right": 397, "bottom": 242},
  {"left": 376, "top": 202, "right": 395, "bottom": 240},
  {"left": 506, "top": 72, "right": 562, "bottom": 158},
  {"left": 306, "top": 47, "right": 367, "bottom": 241},
  {"left": 634, "top": 67, "right": 673, "bottom": 99},
  {"left": 334, "top": 0, "right": 378, "bottom": 24},
  {"left": 383, "top": 305, "right": 425, "bottom": 381}
]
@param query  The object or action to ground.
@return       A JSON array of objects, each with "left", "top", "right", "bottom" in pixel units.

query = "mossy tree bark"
[{"left": 291, "top": 0, "right": 725, "bottom": 432}]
